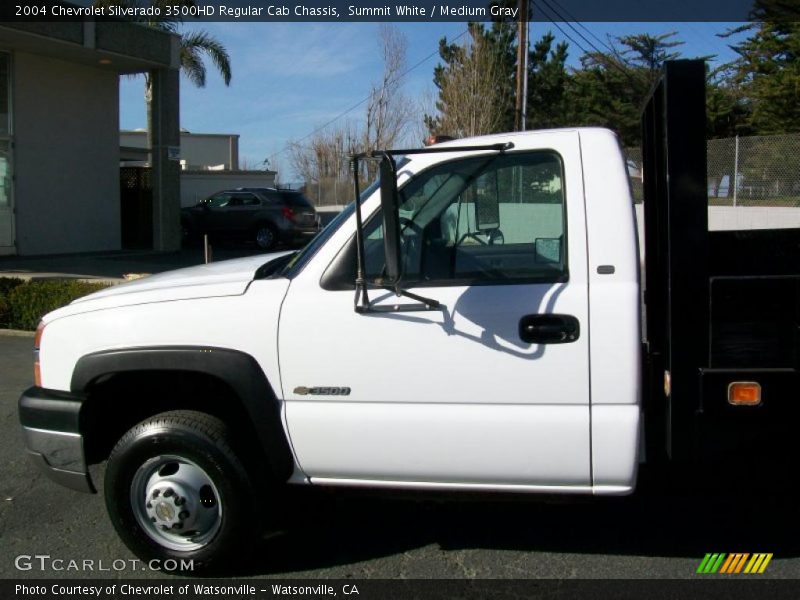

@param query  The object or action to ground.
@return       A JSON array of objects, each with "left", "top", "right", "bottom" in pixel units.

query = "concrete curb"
[
  {"left": 0, "top": 328, "right": 35, "bottom": 337},
  {"left": 0, "top": 273, "right": 123, "bottom": 285}
]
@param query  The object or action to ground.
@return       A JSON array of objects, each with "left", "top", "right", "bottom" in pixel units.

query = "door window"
[
  {"left": 363, "top": 151, "right": 567, "bottom": 285},
  {"left": 239, "top": 194, "right": 261, "bottom": 206},
  {"left": 227, "top": 193, "right": 260, "bottom": 207}
]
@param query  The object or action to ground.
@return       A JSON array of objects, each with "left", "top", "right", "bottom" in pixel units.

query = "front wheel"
[{"left": 104, "top": 411, "right": 256, "bottom": 570}]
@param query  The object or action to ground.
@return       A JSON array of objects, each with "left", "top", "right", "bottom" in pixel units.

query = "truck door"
[{"left": 278, "top": 132, "right": 591, "bottom": 489}]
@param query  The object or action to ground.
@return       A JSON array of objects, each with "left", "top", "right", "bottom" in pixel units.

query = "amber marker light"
[
  {"left": 424, "top": 135, "right": 455, "bottom": 146},
  {"left": 728, "top": 382, "right": 761, "bottom": 406},
  {"left": 33, "top": 321, "right": 45, "bottom": 387}
]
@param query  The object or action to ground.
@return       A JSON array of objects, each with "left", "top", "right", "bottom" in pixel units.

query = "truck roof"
[{"left": 428, "top": 127, "right": 618, "bottom": 150}]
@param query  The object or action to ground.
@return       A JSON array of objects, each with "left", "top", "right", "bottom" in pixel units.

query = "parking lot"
[{"left": 2, "top": 333, "right": 800, "bottom": 580}]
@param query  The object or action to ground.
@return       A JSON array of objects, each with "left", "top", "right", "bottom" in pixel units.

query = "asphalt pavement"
[{"left": 2, "top": 333, "right": 800, "bottom": 580}]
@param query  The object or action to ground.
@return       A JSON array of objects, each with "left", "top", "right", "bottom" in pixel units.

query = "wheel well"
[{"left": 81, "top": 370, "right": 266, "bottom": 473}]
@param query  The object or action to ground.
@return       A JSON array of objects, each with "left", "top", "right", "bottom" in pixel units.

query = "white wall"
[
  {"left": 121, "top": 131, "right": 238, "bottom": 170},
  {"left": 433, "top": 203, "right": 562, "bottom": 243},
  {"left": 181, "top": 171, "right": 276, "bottom": 207},
  {"left": 14, "top": 52, "right": 120, "bottom": 255},
  {"left": 633, "top": 204, "right": 800, "bottom": 254}
]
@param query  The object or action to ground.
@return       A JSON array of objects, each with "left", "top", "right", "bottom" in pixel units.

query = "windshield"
[{"left": 275, "top": 177, "right": 382, "bottom": 278}]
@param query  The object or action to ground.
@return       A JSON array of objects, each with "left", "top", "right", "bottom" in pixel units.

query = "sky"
[{"left": 118, "top": 21, "right": 749, "bottom": 181}]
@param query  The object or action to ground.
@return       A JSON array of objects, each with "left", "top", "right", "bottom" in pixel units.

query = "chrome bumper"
[{"left": 18, "top": 387, "right": 95, "bottom": 493}]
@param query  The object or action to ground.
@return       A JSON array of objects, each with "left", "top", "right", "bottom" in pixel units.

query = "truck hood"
[{"left": 46, "top": 252, "right": 293, "bottom": 321}]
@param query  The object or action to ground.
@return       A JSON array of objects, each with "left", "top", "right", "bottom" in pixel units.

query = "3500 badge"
[{"left": 293, "top": 386, "right": 352, "bottom": 396}]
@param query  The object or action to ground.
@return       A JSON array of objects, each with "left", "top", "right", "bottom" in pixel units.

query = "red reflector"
[
  {"left": 728, "top": 382, "right": 761, "bottom": 406},
  {"left": 282, "top": 207, "right": 294, "bottom": 220}
]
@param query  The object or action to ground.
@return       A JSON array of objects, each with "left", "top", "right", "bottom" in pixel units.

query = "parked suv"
[{"left": 181, "top": 188, "right": 319, "bottom": 250}]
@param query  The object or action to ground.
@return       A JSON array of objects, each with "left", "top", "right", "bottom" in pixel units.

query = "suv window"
[
  {"left": 235, "top": 193, "right": 261, "bottom": 206},
  {"left": 363, "top": 151, "right": 567, "bottom": 285},
  {"left": 206, "top": 193, "right": 231, "bottom": 208}
]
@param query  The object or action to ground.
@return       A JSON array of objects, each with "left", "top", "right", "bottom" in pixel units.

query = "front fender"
[{"left": 71, "top": 346, "right": 294, "bottom": 482}]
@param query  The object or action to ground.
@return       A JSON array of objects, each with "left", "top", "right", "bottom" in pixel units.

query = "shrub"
[
  {"left": 0, "top": 277, "right": 24, "bottom": 327},
  {"left": 6, "top": 279, "right": 110, "bottom": 331},
  {"left": 0, "top": 276, "right": 24, "bottom": 297},
  {"left": 0, "top": 294, "right": 9, "bottom": 327}
]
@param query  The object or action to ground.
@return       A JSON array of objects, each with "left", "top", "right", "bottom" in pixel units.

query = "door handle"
[{"left": 519, "top": 314, "right": 580, "bottom": 344}]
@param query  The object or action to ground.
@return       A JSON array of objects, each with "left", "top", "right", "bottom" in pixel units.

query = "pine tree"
[
  {"left": 525, "top": 32, "right": 571, "bottom": 130},
  {"left": 725, "top": 1, "right": 800, "bottom": 134},
  {"left": 566, "top": 32, "right": 685, "bottom": 146}
]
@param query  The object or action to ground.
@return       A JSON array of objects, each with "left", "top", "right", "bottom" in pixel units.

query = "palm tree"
[
  {"left": 177, "top": 30, "right": 232, "bottom": 89},
  {"left": 95, "top": 1, "right": 232, "bottom": 104}
]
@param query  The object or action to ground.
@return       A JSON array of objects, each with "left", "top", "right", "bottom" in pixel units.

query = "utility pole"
[{"left": 514, "top": 0, "right": 529, "bottom": 131}]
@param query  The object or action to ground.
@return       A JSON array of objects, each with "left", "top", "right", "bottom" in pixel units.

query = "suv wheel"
[
  {"left": 104, "top": 410, "right": 256, "bottom": 569},
  {"left": 254, "top": 223, "right": 277, "bottom": 250}
]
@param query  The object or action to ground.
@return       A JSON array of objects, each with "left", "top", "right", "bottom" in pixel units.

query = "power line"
[
  {"left": 533, "top": 1, "right": 590, "bottom": 55},
  {"left": 536, "top": 0, "right": 601, "bottom": 57},
  {"left": 267, "top": 27, "right": 469, "bottom": 166},
  {"left": 535, "top": 0, "right": 644, "bottom": 89},
  {"left": 540, "top": 0, "right": 616, "bottom": 55}
]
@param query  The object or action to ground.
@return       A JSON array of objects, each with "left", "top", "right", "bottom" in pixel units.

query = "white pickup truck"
[{"left": 18, "top": 61, "right": 800, "bottom": 567}]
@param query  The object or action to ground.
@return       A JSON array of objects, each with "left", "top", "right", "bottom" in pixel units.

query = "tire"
[
  {"left": 104, "top": 410, "right": 256, "bottom": 570},
  {"left": 254, "top": 223, "right": 278, "bottom": 251}
]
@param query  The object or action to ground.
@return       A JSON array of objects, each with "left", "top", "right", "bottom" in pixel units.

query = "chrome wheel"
[{"left": 130, "top": 455, "right": 222, "bottom": 551}]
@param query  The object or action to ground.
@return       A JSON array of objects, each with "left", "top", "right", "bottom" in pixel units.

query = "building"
[
  {"left": 121, "top": 130, "right": 277, "bottom": 209},
  {"left": 0, "top": 14, "right": 181, "bottom": 256},
  {"left": 121, "top": 129, "right": 240, "bottom": 171}
]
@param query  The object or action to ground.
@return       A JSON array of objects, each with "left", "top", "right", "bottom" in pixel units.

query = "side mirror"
[{"left": 379, "top": 156, "right": 402, "bottom": 284}]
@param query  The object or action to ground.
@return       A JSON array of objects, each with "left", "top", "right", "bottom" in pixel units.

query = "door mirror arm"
[
  {"left": 349, "top": 142, "right": 513, "bottom": 314},
  {"left": 350, "top": 152, "right": 442, "bottom": 314}
]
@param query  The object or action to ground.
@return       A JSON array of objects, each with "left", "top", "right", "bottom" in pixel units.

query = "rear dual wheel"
[{"left": 104, "top": 411, "right": 257, "bottom": 570}]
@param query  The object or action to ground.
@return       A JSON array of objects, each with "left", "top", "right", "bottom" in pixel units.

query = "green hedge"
[
  {"left": 2, "top": 279, "right": 109, "bottom": 331},
  {"left": 0, "top": 277, "right": 25, "bottom": 327}
]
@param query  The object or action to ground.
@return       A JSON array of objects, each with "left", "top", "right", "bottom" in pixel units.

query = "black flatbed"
[{"left": 640, "top": 60, "right": 800, "bottom": 466}]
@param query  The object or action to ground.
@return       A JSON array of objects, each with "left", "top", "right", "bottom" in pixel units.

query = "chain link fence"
[
  {"left": 708, "top": 134, "right": 800, "bottom": 206},
  {"left": 626, "top": 133, "right": 800, "bottom": 207},
  {"left": 300, "top": 177, "right": 355, "bottom": 209}
]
